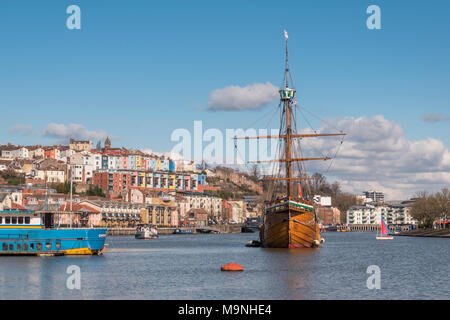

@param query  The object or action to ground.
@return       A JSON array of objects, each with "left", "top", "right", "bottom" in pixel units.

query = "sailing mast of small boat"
[{"left": 234, "top": 30, "right": 346, "bottom": 248}]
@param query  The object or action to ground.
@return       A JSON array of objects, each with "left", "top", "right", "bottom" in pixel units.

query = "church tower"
[{"left": 104, "top": 136, "right": 111, "bottom": 149}]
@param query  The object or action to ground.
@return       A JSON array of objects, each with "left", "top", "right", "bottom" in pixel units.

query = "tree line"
[{"left": 410, "top": 188, "right": 449, "bottom": 228}]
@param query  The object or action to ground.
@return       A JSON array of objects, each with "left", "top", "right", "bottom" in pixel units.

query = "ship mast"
[
  {"left": 283, "top": 30, "right": 293, "bottom": 198},
  {"left": 233, "top": 30, "right": 346, "bottom": 201}
]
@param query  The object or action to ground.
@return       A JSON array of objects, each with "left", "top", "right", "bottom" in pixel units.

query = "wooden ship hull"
[{"left": 260, "top": 200, "right": 321, "bottom": 248}]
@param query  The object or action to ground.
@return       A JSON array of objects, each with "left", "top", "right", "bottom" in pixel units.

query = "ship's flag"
[
  {"left": 298, "top": 183, "right": 303, "bottom": 198},
  {"left": 284, "top": 29, "right": 288, "bottom": 39}
]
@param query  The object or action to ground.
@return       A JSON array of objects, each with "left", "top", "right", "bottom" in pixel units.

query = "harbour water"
[{"left": 0, "top": 232, "right": 448, "bottom": 300}]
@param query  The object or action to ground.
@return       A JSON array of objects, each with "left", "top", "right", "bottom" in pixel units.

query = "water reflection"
[{"left": 0, "top": 233, "right": 449, "bottom": 299}]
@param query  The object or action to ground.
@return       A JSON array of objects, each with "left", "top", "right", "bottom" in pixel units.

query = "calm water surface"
[{"left": 0, "top": 232, "right": 448, "bottom": 299}]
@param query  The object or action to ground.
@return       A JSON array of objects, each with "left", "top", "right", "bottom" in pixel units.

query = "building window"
[
  {"left": 24, "top": 243, "right": 28, "bottom": 250},
  {"left": 36, "top": 243, "right": 42, "bottom": 250},
  {"left": 9, "top": 244, "right": 14, "bottom": 250},
  {"left": 16, "top": 243, "right": 21, "bottom": 250},
  {"left": 46, "top": 242, "right": 52, "bottom": 250},
  {"left": 55, "top": 241, "right": 61, "bottom": 249},
  {"left": 30, "top": 243, "right": 35, "bottom": 250},
  {"left": 2, "top": 243, "right": 7, "bottom": 251}
]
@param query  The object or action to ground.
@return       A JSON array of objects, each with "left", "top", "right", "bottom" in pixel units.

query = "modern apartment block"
[
  {"left": 347, "top": 201, "right": 418, "bottom": 226},
  {"left": 363, "top": 190, "right": 385, "bottom": 203}
]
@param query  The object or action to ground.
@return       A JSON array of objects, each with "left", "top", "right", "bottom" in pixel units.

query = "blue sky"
[{"left": 0, "top": 0, "right": 449, "bottom": 197}]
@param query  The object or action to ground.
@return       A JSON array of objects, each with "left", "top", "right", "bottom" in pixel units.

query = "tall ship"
[
  {"left": 0, "top": 210, "right": 107, "bottom": 256},
  {"left": 235, "top": 30, "right": 345, "bottom": 248}
]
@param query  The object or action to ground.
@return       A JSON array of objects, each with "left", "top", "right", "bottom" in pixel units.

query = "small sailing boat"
[{"left": 376, "top": 216, "right": 393, "bottom": 240}]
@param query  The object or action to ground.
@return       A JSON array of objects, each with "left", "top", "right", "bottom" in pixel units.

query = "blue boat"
[{"left": 0, "top": 210, "right": 107, "bottom": 256}]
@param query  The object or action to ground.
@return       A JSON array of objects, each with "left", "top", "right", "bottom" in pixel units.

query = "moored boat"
[
  {"left": 235, "top": 30, "right": 345, "bottom": 248},
  {"left": 260, "top": 197, "right": 321, "bottom": 248},
  {"left": 173, "top": 228, "right": 193, "bottom": 234},
  {"left": 241, "top": 217, "right": 262, "bottom": 233},
  {"left": 0, "top": 210, "right": 107, "bottom": 256},
  {"left": 135, "top": 224, "right": 158, "bottom": 239}
]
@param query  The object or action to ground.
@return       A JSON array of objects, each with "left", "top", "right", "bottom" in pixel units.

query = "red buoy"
[{"left": 221, "top": 262, "right": 244, "bottom": 271}]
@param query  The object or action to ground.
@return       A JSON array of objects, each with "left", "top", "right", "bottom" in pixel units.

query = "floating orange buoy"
[{"left": 221, "top": 263, "right": 244, "bottom": 271}]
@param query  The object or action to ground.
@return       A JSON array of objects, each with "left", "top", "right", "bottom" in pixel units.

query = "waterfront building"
[
  {"left": 228, "top": 200, "right": 246, "bottom": 224},
  {"left": 347, "top": 202, "right": 418, "bottom": 227},
  {"left": 181, "top": 191, "right": 223, "bottom": 219},
  {"left": 80, "top": 200, "right": 145, "bottom": 227},
  {"left": 347, "top": 205, "right": 384, "bottom": 225},
  {"left": 185, "top": 208, "right": 208, "bottom": 227},
  {"left": 386, "top": 202, "right": 418, "bottom": 225},
  {"left": 316, "top": 206, "right": 341, "bottom": 225},
  {"left": 22, "top": 193, "right": 76, "bottom": 207}
]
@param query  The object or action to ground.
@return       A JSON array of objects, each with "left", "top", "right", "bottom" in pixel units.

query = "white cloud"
[
  {"left": 42, "top": 123, "right": 111, "bottom": 143},
  {"left": 421, "top": 113, "right": 450, "bottom": 123},
  {"left": 141, "top": 148, "right": 183, "bottom": 160},
  {"left": 296, "top": 115, "right": 450, "bottom": 199},
  {"left": 207, "top": 82, "right": 279, "bottom": 111},
  {"left": 9, "top": 124, "right": 34, "bottom": 136}
]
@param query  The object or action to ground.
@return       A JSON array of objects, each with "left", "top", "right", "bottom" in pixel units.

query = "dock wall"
[
  {"left": 107, "top": 224, "right": 243, "bottom": 236},
  {"left": 348, "top": 224, "right": 411, "bottom": 232}
]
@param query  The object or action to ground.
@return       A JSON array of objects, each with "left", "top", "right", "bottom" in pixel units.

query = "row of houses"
[
  {"left": 1, "top": 139, "right": 196, "bottom": 174},
  {"left": 93, "top": 171, "right": 207, "bottom": 194},
  {"left": 0, "top": 138, "right": 204, "bottom": 196}
]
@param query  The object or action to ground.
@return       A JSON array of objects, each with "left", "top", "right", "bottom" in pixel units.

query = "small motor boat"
[{"left": 135, "top": 224, "right": 158, "bottom": 239}]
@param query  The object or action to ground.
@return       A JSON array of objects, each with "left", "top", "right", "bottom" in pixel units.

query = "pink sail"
[{"left": 380, "top": 216, "right": 390, "bottom": 236}]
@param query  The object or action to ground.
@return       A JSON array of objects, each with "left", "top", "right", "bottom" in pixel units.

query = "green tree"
[
  {"left": 0, "top": 168, "right": 23, "bottom": 185},
  {"left": 435, "top": 187, "right": 450, "bottom": 222},
  {"left": 54, "top": 182, "right": 71, "bottom": 194},
  {"left": 332, "top": 193, "right": 360, "bottom": 224},
  {"left": 86, "top": 185, "right": 105, "bottom": 197}
]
